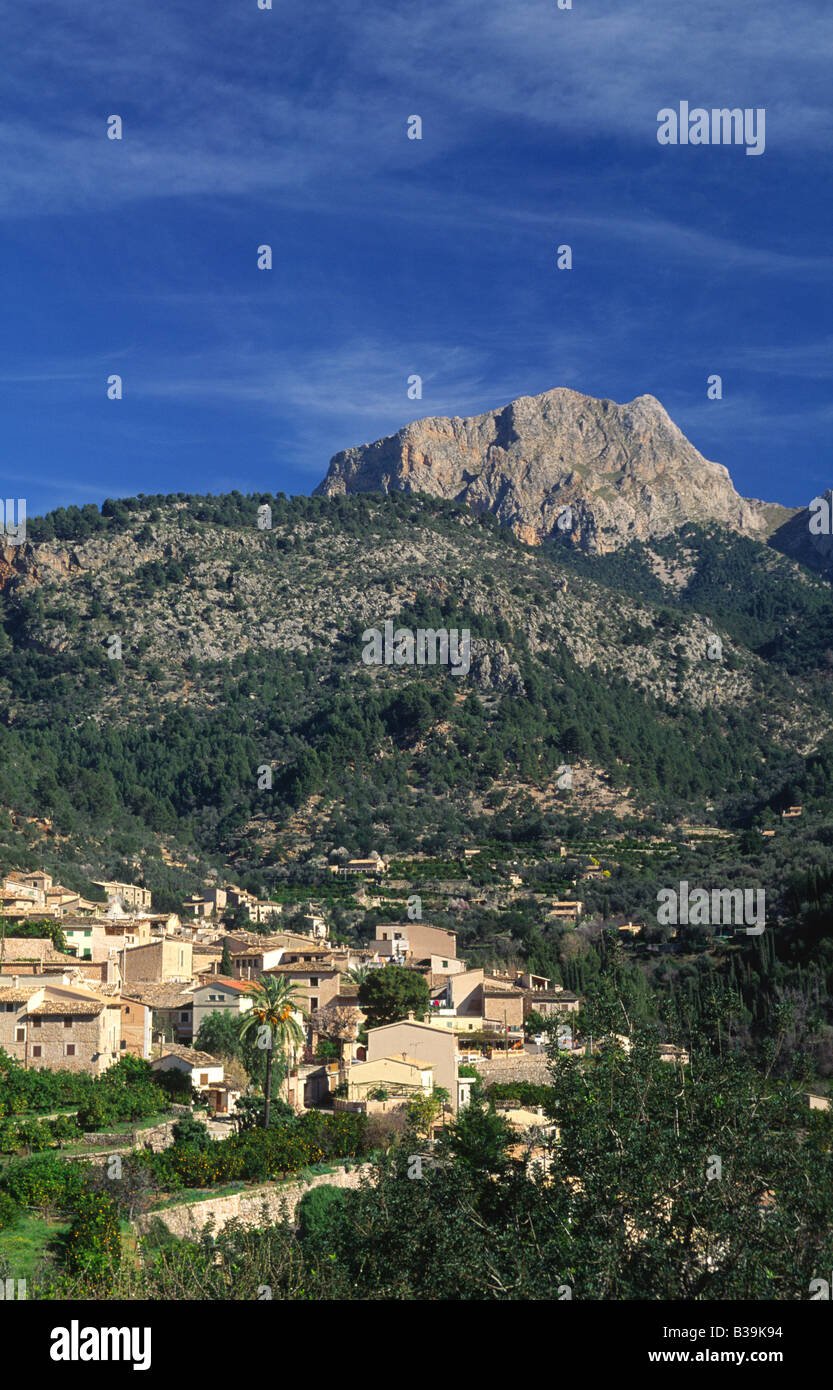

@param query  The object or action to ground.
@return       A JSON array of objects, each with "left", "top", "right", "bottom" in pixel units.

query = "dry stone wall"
[
  {"left": 476, "top": 1054, "right": 551, "bottom": 1086},
  {"left": 136, "top": 1163, "right": 374, "bottom": 1239}
]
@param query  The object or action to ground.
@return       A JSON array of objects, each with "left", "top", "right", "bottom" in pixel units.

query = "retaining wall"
[
  {"left": 135, "top": 1163, "right": 374, "bottom": 1238},
  {"left": 476, "top": 1054, "right": 551, "bottom": 1085}
]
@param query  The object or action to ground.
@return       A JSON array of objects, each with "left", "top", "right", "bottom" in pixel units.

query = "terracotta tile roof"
[
  {"left": 0, "top": 938, "right": 78, "bottom": 964},
  {"left": 59, "top": 917, "right": 111, "bottom": 928},
  {"left": 194, "top": 975, "right": 254, "bottom": 994},
  {"left": 267, "top": 965, "right": 338, "bottom": 978},
  {"left": 28, "top": 1000, "right": 103, "bottom": 1017},
  {"left": 152, "top": 1044, "right": 222, "bottom": 1067},
  {"left": 122, "top": 982, "right": 195, "bottom": 1008}
]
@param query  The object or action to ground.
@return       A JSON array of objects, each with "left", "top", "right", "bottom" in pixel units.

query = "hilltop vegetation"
[{"left": 1, "top": 492, "right": 830, "bottom": 876}]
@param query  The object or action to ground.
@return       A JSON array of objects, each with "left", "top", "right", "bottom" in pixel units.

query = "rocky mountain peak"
[{"left": 314, "top": 387, "right": 772, "bottom": 551}]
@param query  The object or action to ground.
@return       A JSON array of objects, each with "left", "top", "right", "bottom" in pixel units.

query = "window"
[
  {"left": 199, "top": 1073, "right": 208, "bottom": 1085},
  {"left": 124, "top": 1006, "right": 130, "bottom": 1015},
  {"left": 15, "top": 1028, "right": 25, "bottom": 1043},
  {"left": 32, "top": 1044, "right": 41, "bottom": 1058},
  {"left": 120, "top": 1040, "right": 126, "bottom": 1050},
  {"left": 442, "top": 961, "right": 448, "bottom": 968},
  {"left": 65, "top": 1044, "right": 76, "bottom": 1057},
  {"left": 310, "top": 977, "right": 319, "bottom": 987},
  {"left": 64, "top": 1018, "right": 73, "bottom": 1029},
  {"left": 180, "top": 1011, "right": 189, "bottom": 1022},
  {"left": 32, "top": 1018, "right": 41, "bottom": 1028},
  {"left": 84, "top": 930, "right": 91, "bottom": 937}
]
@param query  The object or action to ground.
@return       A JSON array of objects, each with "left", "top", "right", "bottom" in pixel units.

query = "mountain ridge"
[{"left": 314, "top": 387, "right": 799, "bottom": 552}]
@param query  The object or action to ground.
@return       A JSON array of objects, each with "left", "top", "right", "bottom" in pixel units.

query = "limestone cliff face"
[
  {"left": 314, "top": 388, "right": 771, "bottom": 551},
  {"left": 0, "top": 541, "right": 79, "bottom": 595}
]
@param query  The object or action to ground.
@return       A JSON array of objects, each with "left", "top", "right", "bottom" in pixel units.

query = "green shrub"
[
  {"left": 171, "top": 1115, "right": 212, "bottom": 1150},
  {"left": 486, "top": 1081, "right": 553, "bottom": 1109},
  {"left": 0, "top": 1119, "right": 20, "bottom": 1154},
  {"left": 297, "top": 1185, "right": 346, "bottom": 1241},
  {"left": 63, "top": 1192, "right": 121, "bottom": 1276},
  {"left": 51, "top": 1114, "right": 82, "bottom": 1145},
  {"left": 0, "top": 1153, "right": 86, "bottom": 1212},
  {"left": 154, "top": 1067, "right": 192, "bottom": 1101},
  {"left": 233, "top": 1095, "right": 294, "bottom": 1132},
  {"left": 17, "top": 1118, "right": 53, "bottom": 1152},
  {"left": 0, "top": 1191, "right": 20, "bottom": 1231},
  {"left": 77, "top": 1094, "right": 119, "bottom": 1132},
  {"left": 148, "top": 1111, "right": 368, "bottom": 1191}
]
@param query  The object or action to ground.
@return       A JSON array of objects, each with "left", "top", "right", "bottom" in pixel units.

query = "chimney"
[{"left": 13, "top": 976, "right": 18, "bottom": 989}]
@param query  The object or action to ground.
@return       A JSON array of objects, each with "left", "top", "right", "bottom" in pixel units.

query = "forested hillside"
[
  {"left": 2, "top": 492, "right": 831, "bottom": 876},
  {"left": 3, "top": 489, "right": 833, "bottom": 1072}
]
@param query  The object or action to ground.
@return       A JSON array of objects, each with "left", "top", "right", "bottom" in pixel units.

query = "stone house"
[
  {"left": 333, "top": 852, "right": 386, "bottom": 877},
  {"left": 365, "top": 1017, "right": 467, "bottom": 1113},
  {"left": 151, "top": 1045, "right": 225, "bottom": 1089},
  {"left": 121, "top": 937, "right": 193, "bottom": 984},
  {"left": 227, "top": 943, "right": 285, "bottom": 980},
  {"left": 191, "top": 976, "right": 254, "bottom": 1037},
  {"left": 0, "top": 938, "right": 81, "bottom": 974},
  {"left": 264, "top": 963, "right": 342, "bottom": 1021},
  {"left": 374, "top": 922, "right": 458, "bottom": 964},
  {"left": 119, "top": 994, "right": 153, "bottom": 1059},
  {"left": 93, "top": 880, "right": 152, "bottom": 911},
  {"left": 0, "top": 979, "right": 121, "bottom": 1073},
  {"left": 62, "top": 915, "right": 153, "bottom": 963},
  {"left": 525, "top": 988, "right": 579, "bottom": 1019},
  {"left": 345, "top": 1054, "right": 433, "bottom": 1103},
  {"left": 125, "top": 982, "right": 195, "bottom": 1044}
]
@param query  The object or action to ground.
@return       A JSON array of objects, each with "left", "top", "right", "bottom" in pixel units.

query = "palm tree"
[
  {"left": 346, "top": 965, "right": 371, "bottom": 987},
  {"left": 238, "top": 975, "right": 308, "bottom": 1127}
]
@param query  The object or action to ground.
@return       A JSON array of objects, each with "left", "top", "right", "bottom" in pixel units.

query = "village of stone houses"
[
  {"left": 0, "top": 853, "right": 604, "bottom": 1299},
  {"left": 1, "top": 832, "right": 831, "bottom": 1308}
]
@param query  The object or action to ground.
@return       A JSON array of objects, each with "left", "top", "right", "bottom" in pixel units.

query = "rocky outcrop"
[
  {"left": 314, "top": 388, "right": 773, "bottom": 552},
  {"left": 0, "top": 541, "right": 80, "bottom": 595},
  {"left": 469, "top": 641, "right": 524, "bottom": 695}
]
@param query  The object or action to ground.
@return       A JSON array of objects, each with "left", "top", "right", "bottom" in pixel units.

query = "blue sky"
[{"left": 2, "top": 0, "right": 831, "bottom": 518}]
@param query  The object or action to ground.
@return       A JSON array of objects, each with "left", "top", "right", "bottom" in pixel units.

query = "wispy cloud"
[{"left": 2, "top": 0, "right": 829, "bottom": 221}]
